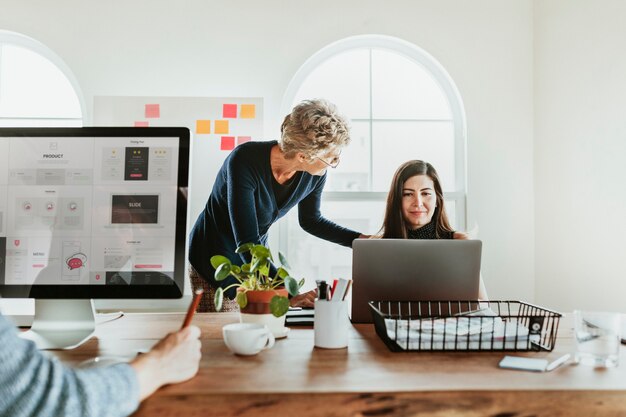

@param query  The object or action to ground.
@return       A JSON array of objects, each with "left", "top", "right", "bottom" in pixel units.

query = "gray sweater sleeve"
[{"left": 0, "top": 314, "right": 140, "bottom": 417}]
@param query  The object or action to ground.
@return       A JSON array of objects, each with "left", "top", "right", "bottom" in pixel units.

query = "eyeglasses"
[{"left": 315, "top": 150, "right": 341, "bottom": 169}]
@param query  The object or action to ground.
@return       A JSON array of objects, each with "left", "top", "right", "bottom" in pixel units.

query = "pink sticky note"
[
  {"left": 145, "top": 104, "right": 160, "bottom": 118},
  {"left": 134, "top": 121, "right": 149, "bottom": 127},
  {"left": 223, "top": 104, "right": 237, "bottom": 118},
  {"left": 237, "top": 136, "right": 252, "bottom": 145},
  {"left": 221, "top": 136, "right": 235, "bottom": 151}
]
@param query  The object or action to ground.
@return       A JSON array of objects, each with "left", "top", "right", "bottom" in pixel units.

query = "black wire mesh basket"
[{"left": 369, "top": 300, "right": 562, "bottom": 352}]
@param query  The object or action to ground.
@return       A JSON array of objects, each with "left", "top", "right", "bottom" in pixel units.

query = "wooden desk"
[{"left": 53, "top": 313, "right": 626, "bottom": 416}]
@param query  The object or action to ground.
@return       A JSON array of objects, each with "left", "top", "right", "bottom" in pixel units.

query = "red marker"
[
  {"left": 181, "top": 289, "right": 204, "bottom": 329},
  {"left": 329, "top": 279, "right": 339, "bottom": 299}
]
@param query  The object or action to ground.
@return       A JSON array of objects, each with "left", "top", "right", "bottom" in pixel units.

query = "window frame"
[
  {"left": 0, "top": 30, "right": 85, "bottom": 125},
  {"left": 279, "top": 35, "right": 467, "bottom": 250}
]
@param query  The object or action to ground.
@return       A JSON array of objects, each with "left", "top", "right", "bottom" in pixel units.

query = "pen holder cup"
[{"left": 314, "top": 299, "right": 349, "bottom": 349}]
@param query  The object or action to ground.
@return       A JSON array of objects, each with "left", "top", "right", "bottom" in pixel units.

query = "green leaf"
[
  {"left": 259, "top": 263, "right": 270, "bottom": 277},
  {"left": 235, "top": 243, "right": 254, "bottom": 254},
  {"left": 298, "top": 278, "right": 305, "bottom": 289},
  {"left": 235, "top": 291, "right": 248, "bottom": 309},
  {"left": 251, "top": 257, "right": 265, "bottom": 273},
  {"left": 278, "top": 251, "right": 290, "bottom": 268},
  {"left": 277, "top": 267, "right": 289, "bottom": 279},
  {"left": 214, "top": 263, "right": 231, "bottom": 281},
  {"left": 269, "top": 295, "right": 290, "bottom": 317},
  {"left": 251, "top": 245, "right": 270, "bottom": 259},
  {"left": 214, "top": 287, "right": 224, "bottom": 312},
  {"left": 284, "top": 276, "right": 299, "bottom": 297},
  {"left": 210, "top": 255, "right": 231, "bottom": 270},
  {"left": 231, "top": 265, "right": 241, "bottom": 274},
  {"left": 242, "top": 263, "right": 252, "bottom": 273}
]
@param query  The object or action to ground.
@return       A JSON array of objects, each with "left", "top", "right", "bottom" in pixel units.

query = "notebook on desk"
[
  {"left": 350, "top": 239, "right": 482, "bottom": 323},
  {"left": 286, "top": 307, "right": 314, "bottom": 325}
]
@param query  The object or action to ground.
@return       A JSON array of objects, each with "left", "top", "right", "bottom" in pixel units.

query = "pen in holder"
[{"left": 314, "top": 299, "right": 349, "bottom": 349}]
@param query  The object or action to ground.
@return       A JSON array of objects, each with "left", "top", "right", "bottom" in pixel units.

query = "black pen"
[{"left": 316, "top": 280, "right": 328, "bottom": 300}]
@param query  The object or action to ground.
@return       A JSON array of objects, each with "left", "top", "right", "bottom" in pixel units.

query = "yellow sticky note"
[
  {"left": 214, "top": 120, "right": 229, "bottom": 134},
  {"left": 196, "top": 120, "right": 211, "bottom": 134},
  {"left": 240, "top": 104, "right": 256, "bottom": 119}
]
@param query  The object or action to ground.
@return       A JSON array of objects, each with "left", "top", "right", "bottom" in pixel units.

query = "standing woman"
[{"left": 189, "top": 99, "right": 366, "bottom": 311}]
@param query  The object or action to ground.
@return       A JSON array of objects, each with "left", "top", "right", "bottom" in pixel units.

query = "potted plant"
[{"left": 210, "top": 243, "right": 304, "bottom": 335}]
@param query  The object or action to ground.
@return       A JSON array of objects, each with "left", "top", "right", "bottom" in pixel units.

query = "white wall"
[
  {"left": 1, "top": 1, "right": 535, "bottom": 303},
  {"left": 534, "top": 0, "right": 626, "bottom": 311}
]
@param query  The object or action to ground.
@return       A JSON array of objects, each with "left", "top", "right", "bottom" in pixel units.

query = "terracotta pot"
[
  {"left": 238, "top": 288, "right": 288, "bottom": 314},
  {"left": 238, "top": 288, "right": 288, "bottom": 337}
]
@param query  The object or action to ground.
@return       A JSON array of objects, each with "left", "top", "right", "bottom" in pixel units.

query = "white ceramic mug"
[
  {"left": 314, "top": 299, "right": 350, "bottom": 349},
  {"left": 222, "top": 323, "right": 275, "bottom": 356}
]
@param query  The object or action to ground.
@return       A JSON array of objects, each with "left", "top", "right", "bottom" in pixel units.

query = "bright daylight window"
[
  {"left": 0, "top": 31, "right": 83, "bottom": 127},
  {"left": 277, "top": 35, "right": 467, "bottom": 288},
  {"left": 0, "top": 31, "right": 84, "bottom": 314}
]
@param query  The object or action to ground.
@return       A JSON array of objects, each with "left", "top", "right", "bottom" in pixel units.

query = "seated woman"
[
  {"left": 378, "top": 160, "right": 465, "bottom": 239},
  {"left": 378, "top": 160, "right": 487, "bottom": 298}
]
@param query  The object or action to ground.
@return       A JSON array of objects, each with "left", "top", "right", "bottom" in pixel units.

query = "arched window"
[
  {"left": 0, "top": 31, "right": 84, "bottom": 127},
  {"left": 278, "top": 35, "right": 467, "bottom": 286},
  {"left": 0, "top": 31, "right": 85, "bottom": 316}
]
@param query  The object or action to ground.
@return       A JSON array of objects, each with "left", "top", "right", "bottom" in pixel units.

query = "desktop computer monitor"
[{"left": 0, "top": 127, "right": 190, "bottom": 349}]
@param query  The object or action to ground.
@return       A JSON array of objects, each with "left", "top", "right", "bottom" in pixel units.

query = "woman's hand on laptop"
[{"left": 453, "top": 232, "right": 469, "bottom": 240}]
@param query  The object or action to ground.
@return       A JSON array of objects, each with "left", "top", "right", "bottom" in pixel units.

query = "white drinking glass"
[{"left": 573, "top": 310, "right": 621, "bottom": 368}]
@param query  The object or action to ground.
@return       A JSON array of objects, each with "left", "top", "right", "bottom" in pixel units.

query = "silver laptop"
[{"left": 350, "top": 239, "right": 482, "bottom": 323}]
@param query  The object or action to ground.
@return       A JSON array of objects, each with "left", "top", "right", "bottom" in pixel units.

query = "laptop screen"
[{"left": 350, "top": 239, "right": 482, "bottom": 323}]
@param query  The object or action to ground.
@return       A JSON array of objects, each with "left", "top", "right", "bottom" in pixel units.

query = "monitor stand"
[{"left": 19, "top": 299, "right": 96, "bottom": 350}]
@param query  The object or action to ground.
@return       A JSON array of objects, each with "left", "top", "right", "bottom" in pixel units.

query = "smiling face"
[{"left": 401, "top": 174, "right": 437, "bottom": 229}]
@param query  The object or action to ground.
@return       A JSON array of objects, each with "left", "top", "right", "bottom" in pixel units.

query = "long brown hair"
[{"left": 378, "top": 160, "right": 454, "bottom": 239}]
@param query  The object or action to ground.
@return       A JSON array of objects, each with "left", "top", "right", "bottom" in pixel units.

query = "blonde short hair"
[{"left": 279, "top": 99, "right": 350, "bottom": 159}]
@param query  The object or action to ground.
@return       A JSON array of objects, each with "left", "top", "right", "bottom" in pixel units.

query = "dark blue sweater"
[{"left": 188, "top": 140, "right": 360, "bottom": 298}]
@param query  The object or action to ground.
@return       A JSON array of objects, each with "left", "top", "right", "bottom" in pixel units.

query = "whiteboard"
[{"left": 93, "top": 96, "right": 264, "bottom": 305}]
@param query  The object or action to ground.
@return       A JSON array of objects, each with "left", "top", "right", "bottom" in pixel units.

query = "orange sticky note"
[
  {"left": 221, "top": 136, "right": 235, "bottom": 151},
  {"left": 134, "top": 121, "right": 149, "bottom": 127},
  {"left": 196, "top": 120, "right": 211, "bottom": 134},
  {"left": 145, "top": 104, "right": 160, "bottom": 118},
  {"left": 240, "top": 104, "right": 255, "bottom": 119},
  {"left": 214, "top": 120, "right": 229, "bottom": 134},
  {"left": 223, "top": 104, "right": 237, "bottom": 118},
  {"left": 237, "top": 136, "right": 251, "bottom": 145}
]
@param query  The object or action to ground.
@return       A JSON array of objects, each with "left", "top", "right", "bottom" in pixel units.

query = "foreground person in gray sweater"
[{"left": 0, "top": 313, "right": 201, "bottom": 417}]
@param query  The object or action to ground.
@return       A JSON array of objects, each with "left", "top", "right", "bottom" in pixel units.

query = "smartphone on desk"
[{"left": 499, "top": 354, "right": 570, "bottom": 372}]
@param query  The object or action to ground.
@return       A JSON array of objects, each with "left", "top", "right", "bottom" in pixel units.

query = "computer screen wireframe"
[
  {"left": 0, "top": 127, "right": 190, "bottom": 299},
  {"left": 0, "top": 127, "right": 190, "bottom": 349}
]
